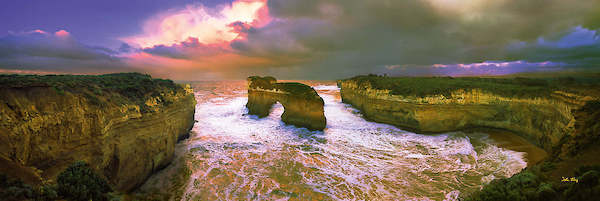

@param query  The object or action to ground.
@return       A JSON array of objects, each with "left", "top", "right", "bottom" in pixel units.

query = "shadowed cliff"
[
  {"left": 0, "top": 73, "right": 196, "bottom": 192},
  {"left": 246, "top": 76, "right": 326, "bottom": 131}
]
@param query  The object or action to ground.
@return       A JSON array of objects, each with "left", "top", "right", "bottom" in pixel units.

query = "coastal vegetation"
[
  {"left": 0, "top": 161, "right": 114, "bottom": 201},
  {"left": 344, "top": 74, "right": 600, "bottom": 99},
  {"left": 247, "top": 75, "right": 321, "bottom": 98},
  {"left": 0, "top": 73, "right": 185, "bottom": 113},
  {"left": 465, "top": 164, "right": 600, "bottom": 201},
  {"left": 57, "top": 161, "right": 113, "bottom": 201},
  {"left": 275, "top": 82, "right": 321, "bottom": 98}
]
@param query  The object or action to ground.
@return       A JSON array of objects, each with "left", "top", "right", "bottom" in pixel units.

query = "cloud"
[
  {"left": 0, "top": 30, "right": 132, "bottom": 74},
  {"left": 123, "top": 0, "right": 269, "bottom": 48},
  {"left": 537, "top": 26, "right": 599, "bottom": 49},
  {"left": 3, "top": 0, "right": 599, "bottom": 80},
  {"left": 382, "top": 61, "right": 567, "bottom": 77},
  {"left": 431, "top": 60, "right": 567, "bottom": 76},
  {"left": 224, "top": 0, "right": 600, "bottom": 79},
  {"left": 54, "top": 30, "right": 70, "bottom": 38},
  {"left": 505, "top": 26, "right": 600, "bottom": 67},
  {"left": 140, "top": 37, "right": 230, "bottom": 59},
  {"left": 121, "top": 0, "right": 311, "bottom": 79}
]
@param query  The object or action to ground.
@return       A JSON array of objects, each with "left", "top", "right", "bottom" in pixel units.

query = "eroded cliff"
[
  {"left": 246, "top": 76, "right": 326, "bottom": 130},
  {"left": 337, "top": 75, "right": 600, "bottom": 158},
  {"left": 338, "top": 75, "right": 600, "bottom": 200},
  {"left": 0, "top": 73, "right": 196, "bottom": 192}
]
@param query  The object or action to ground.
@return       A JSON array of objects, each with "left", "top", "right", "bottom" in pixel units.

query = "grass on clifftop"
[
  {"left": 248, "top": 76, "right": 277, "bottom": 90},
  {"left": 248, "top": 76, "right": 320, "bottom": 98},
  {"left": 0, "top": 73, "right": 185, "bottom": 113},
  {"left": 342, "top": 74, "right": 600, "bottom": 99},
  {"left": 275, "top": 83, "right": 320, "bottom": 98}
]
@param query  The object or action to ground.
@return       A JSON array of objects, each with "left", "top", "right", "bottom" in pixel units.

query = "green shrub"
[
  {"left": 57, "top": 161, "right": 112, "bottom": 201},
  {"left": 0, "top": 174, "right": 34, "bottom": 201},
  {"left": 0, "top": 174, "right": 58, "bottom": 201},
  {"left": 37, "top": 185, "right": 59, "bottom": 201},
  {"left": 563, "top": 166, "right": 600, "bottom": 201},
  {"left": 1, "top": 161, "right": 116, "bottom": 201},
  {"left": 465, "top": 165, "right": 600, "bottom": 201},
  {"left": 464, "top": 169, "right": 551, "bottom": 201}
]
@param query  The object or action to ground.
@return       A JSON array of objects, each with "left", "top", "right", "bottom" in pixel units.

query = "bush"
[
  {"left": 37, "top": 185, "right": 58, "bottom": 201},
  {"left": 464, "top": 169, "right": 552, "bottom": 201},
  {"left": 57, "top": 161, "right": 112, "bottom": 201},
  {"left": 0, "top": 174, "right": 57, "bottom": 201},
  {"left": 563, "top": 166, "right": 600, "bottom": 201},
  {"left": 465, "top": 165, "right": 600, "bottom": 201},
  {"left": 1, "top": 161, "right": 114, "bottom": 201}
]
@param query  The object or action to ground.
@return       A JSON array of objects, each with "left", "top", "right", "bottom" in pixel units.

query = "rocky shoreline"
[{"left": 337, "top": 75, "right": 600, "bottom": 200}]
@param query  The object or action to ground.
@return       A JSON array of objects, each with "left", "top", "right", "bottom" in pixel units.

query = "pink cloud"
[
  {"left": 54, "top": 30, "right": 70, "bottom": 38},
  {"left": 30, "top": 29, "right": 47, "bottom": 34},
  {"left": 123, "top": 0, "right": 270, "bottom": 48}
]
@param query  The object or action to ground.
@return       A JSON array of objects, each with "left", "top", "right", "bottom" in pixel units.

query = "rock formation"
[
  {"left": 246, "top": 76, "right": 326, "bottom": 130},
  {"left": 0, "top": 73, "right": 196, "bottom": 192},
  {"left": 337, "top": 75, "right": 600, "bottom": 157},
  {"left": 338, "top": 75, "right": 600, "bottom": 201}
]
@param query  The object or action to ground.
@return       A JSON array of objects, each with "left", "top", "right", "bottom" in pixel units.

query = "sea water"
[{"left": 180, "top": 81, "right": 527, "bottom": 201}]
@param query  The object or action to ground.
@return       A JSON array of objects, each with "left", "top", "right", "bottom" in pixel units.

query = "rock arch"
[{"left": 246, "top": 76, "right": 326, "bottom": 130}]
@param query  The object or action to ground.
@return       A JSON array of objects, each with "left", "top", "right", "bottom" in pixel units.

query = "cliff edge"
[
  {"left": 0, "top": 73, "right": 196, "bottom": 192},
  {"left": 246, "top": 76, "right": 326, "bottom": 130},
  {"left": 338, "top": 74, "right": 600, "bottom": 200},
  {"left": 338, "top": 75, "right": 600, "bottom": 157}
]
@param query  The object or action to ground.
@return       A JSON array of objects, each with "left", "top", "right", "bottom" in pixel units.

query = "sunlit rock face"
[
  {"left": 246, "top": 76, "right": 326, "bottom": 130},
  {"left": 337, "top": 76, "right": 600, "bottom": 157},
  {"left": 0, "top": 73, "right": 196, "bottom": 192}
]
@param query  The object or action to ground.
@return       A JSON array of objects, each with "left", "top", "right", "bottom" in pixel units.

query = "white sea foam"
[
  {"left": 313, "top": 85, "right": 340, "bottom": 91},
  {"left": 183, "top": 83, "right": 529, "bottom": 200}
]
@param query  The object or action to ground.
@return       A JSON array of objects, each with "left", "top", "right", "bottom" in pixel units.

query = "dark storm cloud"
[
  {"left": 225, "top": 0, "right": 600, "bottom": 78},
  {"left": 505, "top": 26, "right": 600, "bottom": 68}
]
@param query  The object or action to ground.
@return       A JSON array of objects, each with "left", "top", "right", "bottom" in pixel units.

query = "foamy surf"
[{"left": 181, "top": 82, "right": 528, "bottom": 201}]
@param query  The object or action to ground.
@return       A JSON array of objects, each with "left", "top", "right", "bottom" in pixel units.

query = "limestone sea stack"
[
  {"left": 246, "top": 76, "right": 326, "bottom": 130},
  {"left": 0, "top": 73, "right": 196, "bottom": 192}
]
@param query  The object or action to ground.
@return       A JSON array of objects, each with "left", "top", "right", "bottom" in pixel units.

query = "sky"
[{"left": 1, "top": 0, "right": 599, "bottom": 80}]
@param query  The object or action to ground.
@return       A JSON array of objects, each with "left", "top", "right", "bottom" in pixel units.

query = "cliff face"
[
  {"left": 246, "top": 76, "right": 326, "bottom": 130},
  {"left": 0, "top": 73, "right": 196, "bottom": 192},
  {"left": 337, "top": 76, "right": 600, "bottom": 158}
]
